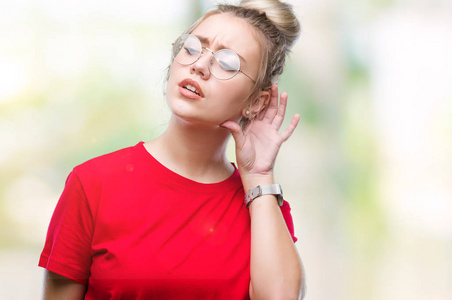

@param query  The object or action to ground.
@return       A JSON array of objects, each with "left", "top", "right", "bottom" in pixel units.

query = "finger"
[
  {"left": 272, "top": 91, "right": 288, "bottom": 130},
  {"left": 262, "top": 84, "right": 279, "bottom": 123},
  {"left": 280, "top": 114, "right": 300, "bottom": 142},
  {"left": 220, "top": 121, "right": 246, "bottom": 149}
]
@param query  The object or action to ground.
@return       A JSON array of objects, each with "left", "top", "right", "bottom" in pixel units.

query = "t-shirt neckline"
[{"left": 134, "top": 141, "right": 243, "bottom": 195}]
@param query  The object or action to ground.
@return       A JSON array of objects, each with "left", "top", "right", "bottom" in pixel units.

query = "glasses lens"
[
  {"left": 172, "top": 34, "right": 201, "bottom": 65},
  {"left": 172, "top": 35, "right": 243, "bottom": 80},
  {"left": 211, "top": 49, "right": 240, "bottom": 80}
]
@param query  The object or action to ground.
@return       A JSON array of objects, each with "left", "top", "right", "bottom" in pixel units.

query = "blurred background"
[{"left": 1, "top": 0, "right": 451, "bottom": 298}]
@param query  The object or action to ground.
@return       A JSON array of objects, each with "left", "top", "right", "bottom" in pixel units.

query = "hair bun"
[{"left": 239, "top": 0, "right": 300, "bottom": 49}]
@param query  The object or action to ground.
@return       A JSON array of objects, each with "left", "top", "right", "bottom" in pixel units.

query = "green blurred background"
[{"left": 1, "top": 0, "right": 451, "bottom": 298}]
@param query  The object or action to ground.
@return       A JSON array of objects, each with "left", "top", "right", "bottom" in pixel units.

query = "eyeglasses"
[{"left": 171, "top": 34, "right": 255, "bottom": 82}]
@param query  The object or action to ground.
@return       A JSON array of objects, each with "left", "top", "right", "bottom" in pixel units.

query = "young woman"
[{"left": 39, "top": 0, "right": 305, "bottom": 299}]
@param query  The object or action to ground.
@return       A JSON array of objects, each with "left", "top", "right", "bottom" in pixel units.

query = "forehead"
[{"left": 191, "top": 13, "right": 262, "bottom": 58}]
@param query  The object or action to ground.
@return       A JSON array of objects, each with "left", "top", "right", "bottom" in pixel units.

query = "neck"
[{"left": 144, "top": 116, "right": 235, "bottom": 183}]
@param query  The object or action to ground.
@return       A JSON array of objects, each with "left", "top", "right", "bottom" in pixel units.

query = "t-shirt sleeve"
[
  {"left": 38, "top": 171, "right": 94, "bottom": 284},
  {"left": 280, "top": 200, "right": 298, "bottom": 243}
]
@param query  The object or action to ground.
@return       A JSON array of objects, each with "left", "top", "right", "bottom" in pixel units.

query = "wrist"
[
  {"left": 245, "top": 184, "right": 284, "bottom": 208},
  {"left": 240, "top": 173, "right": 274, "bottom": 192},
  {"left": 248, "top": 194, "right": 281, "bottom": 215}
]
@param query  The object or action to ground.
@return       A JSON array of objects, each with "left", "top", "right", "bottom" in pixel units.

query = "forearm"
[{"left": 244, "top": 176, "right": 304, "bottom": 300}]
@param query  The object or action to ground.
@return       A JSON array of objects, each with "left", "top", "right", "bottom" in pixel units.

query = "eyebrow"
[{"left": 194, "top": 34, "right": 247, "bottom": 63}]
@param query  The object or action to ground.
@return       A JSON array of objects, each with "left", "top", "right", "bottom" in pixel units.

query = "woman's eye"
[
  {"left": 184, "top": 46, "right": 200, "bottom": 55},
  {"left": 218, "top": 59, "right": 238, "bottom": 72}
]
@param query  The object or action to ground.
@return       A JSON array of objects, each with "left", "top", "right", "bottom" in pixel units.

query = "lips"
[{"left": 179, "top": 78, "right": 204, "bottom": 99}]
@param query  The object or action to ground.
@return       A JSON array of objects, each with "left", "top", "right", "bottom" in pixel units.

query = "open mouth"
[{"left": 183, "top": 84, "right": 201, "bottom": 96}]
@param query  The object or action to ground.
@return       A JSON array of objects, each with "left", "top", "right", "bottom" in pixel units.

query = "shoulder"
[{"left": 73, "top": 142, "right": 142, "bottom": 180}]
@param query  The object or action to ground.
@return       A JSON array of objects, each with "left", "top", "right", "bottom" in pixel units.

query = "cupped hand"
[{"left": 220, "top": 84, "right": 300, "bottom": 179}]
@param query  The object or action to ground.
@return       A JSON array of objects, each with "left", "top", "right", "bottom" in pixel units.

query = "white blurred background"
[{"left": 1, "top": 0, "right": 451, "bottom": 298}]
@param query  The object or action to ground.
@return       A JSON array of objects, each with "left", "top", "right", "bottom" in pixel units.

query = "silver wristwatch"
[{"left": 244, "top": 184, "right": 283, "bottom": 207}]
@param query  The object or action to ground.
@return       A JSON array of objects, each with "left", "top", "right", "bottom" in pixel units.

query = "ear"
[{"left": 241, "top": 90, "right": 271, "bottom": 118}]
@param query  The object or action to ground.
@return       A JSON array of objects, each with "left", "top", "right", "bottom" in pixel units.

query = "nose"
[{"left": 190, "top": 48, "right": 213, "bottom": 80}]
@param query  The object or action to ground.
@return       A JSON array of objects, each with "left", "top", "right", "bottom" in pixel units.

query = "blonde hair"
[{"left": 172, "top": 0, "right": 301, "bottom": 127}]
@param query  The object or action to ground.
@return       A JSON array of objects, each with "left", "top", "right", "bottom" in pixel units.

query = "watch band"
[{"left": 244, "top": 184, "right": 283, "bottom": 207}]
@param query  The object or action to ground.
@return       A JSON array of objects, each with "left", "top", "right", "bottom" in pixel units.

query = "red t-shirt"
[{"left": 39, "top": 142, "right": 297, "bottom": 299}]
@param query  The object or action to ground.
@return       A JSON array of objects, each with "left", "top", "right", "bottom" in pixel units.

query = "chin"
[{"left": 170, "top": 112, "right": 225, "bottom": 130}]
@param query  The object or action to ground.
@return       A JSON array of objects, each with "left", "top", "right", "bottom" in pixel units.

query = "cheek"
[
  {"left": 223, "top": 82, "right": 253, "bottom": 107},
  {"left": 165, "top": 66, "right": 179, "bottom": 96},
  {"left": 166, "top": 64, "right": 176, "bottom": 84}
]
